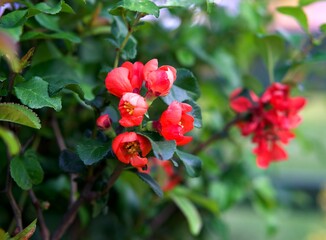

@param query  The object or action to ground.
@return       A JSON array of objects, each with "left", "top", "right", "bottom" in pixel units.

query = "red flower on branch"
[
  {"left": 112, "top": 132, "right": 151, "bottom": 172},
  {"left": 118, "top": 93, "right": 148, "bottom": 127},
  {"left": 143, "top": 59, "right": 177, "bottom": 97},
  {"left": 96, "top": 114, "right": 112, "bottom": 130},
  {"left": 105, "top": 61, "right": 144, "bottom": 98},
  {"left": 157, "top": 101, "right": 194, "bottom": 146},
  {"left": 230, "top": 83, "right": 306, "bottom": 168}
]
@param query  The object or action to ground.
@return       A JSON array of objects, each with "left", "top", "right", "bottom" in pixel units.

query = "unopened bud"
[{"left": 96, "top": 114, "right": 112, "bottom": 130}]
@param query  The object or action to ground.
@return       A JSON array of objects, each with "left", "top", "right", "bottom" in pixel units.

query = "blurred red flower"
[{"left": 230, "top": 82, "right": 306, "bottom": 168}]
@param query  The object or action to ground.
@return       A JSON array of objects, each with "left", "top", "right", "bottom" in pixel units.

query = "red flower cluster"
[
  {"left": 230, "top": 83, "right": 306, "bottom": 168},
  {"left": 100, "top": 59, "right": 195, "bottom": 171}
]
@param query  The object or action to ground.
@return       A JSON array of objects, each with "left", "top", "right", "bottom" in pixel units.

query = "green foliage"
[
  {"left": 0, "top": 126, "right": 20, "bottom": 156},
  {"left": 14, "top": 77, "right": 62, "bottom": 111},
  {"left": 76, "top": 138, "right": 111, "bottom": 165},
  {"left": 136, "top": 172, "right": 163, "bottom": 197},
  {"left": 10, "top": 150, "right": 44, "bottom": 190},
  {"left": 110, "top": 0, "right": 160, "bottom": 18},
  {"left": 170, "top": 192, "right": 203, "bottom": 235},
  {"left": 0, "top": 103, "right": 41, "bottom": 129},
  {"left": 277, "top": 6, "right": 309, "bottom": 33},
  {"left": 176, "top": 150, "right": 202, "bottom": 177},
  {"left": 11, "top": 219, "right": 37, "bottom": 240}
]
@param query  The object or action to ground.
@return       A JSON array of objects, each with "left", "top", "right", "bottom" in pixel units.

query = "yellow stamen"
[{"left": 124, "top": 101, "right": 134, "bottom": 115}]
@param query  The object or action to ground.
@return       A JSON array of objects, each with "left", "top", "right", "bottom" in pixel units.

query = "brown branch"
[
  {"left": 6, "top": 176, "right": 23, "bottom": 232},
  {"left": 191, "top": 116, "right": 241, "bottom": 155},
  {"left": 29, "top": 190, "right": 50, "bottom": 240},
  {"left": 51, "top": 114, "right": 78, "bottom": 205},
  {"left": 51, "top": 163, "right": 125, "bottom": 240}
]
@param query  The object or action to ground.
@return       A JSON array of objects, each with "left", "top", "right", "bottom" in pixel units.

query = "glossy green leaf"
[
  {"left": 0, "top": 103, "right": 41, "bottom": 129},
  {"left": 0, "top": 9, "right": 28, "bottom": 28},
  {"left": 110, "top": 0, "right": 159, "bottom": 18},
  {"left": 11, "top": 219, "right": 37, "bottom": 240},
  {"left": 76, "top": 138, "right": 111, "bottom": 165},
  {"left": 29, "top": 0, "right": 63, "bottom": 16},
  {"left": 35, "top": 13, "right": 60, "bottom": 32},
  {"left": 299, "top": 0, "right": 321, "bottom": 6},
  {"left": 136, "top": 172, "right": 163, "bottom": 197},
  {"left": 162, "top": 69, "right": 200, "bottom": 104},
  {"left": 121, "top": 36, "right": 137, "bottom": 60},
  {"left": 150, "top": 140, "right": 176, "bottom": 160},
  {"left": 256, "top": 35, "right": 285, "bottom": 83},
  {"left": 170, "top": 193, "right": 203, "bottom": 235},
  {"left": 176, "top": 150, "right": 202, "bottom": 177},
  {"left": 14, "top": 76, "right": 62, "bottom": 111},
  {"left": 10, "top": 150, "right": 44, "bottom": 190},
  {"left": 277, "top": 6, "right": 309, "bottom": 33},
  {"left": 59, "top": 149, "right": 86, "bottom": 173},
  {"left": 0, "top": 126, "right": 21, "bottom": 156}
]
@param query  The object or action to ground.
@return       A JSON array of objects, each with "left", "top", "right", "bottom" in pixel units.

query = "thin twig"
[
  {"left": 191, "top": 116, "right": 241, "bottom": 155},
  {"left": 51, "top": 114, "right": 78, "bottom": 205},
  {"left": 6, "top": 176, "right": 23, "bottom": 232},
  {"left": 29, "top": 190, "right": 50, "bottom": 240},
  {"left": 51, "top": 163, "right": 125, "bottom": 240}
]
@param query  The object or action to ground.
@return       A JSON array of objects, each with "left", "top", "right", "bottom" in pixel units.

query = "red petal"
[{"left": 230, "top": 97, "right": 253, "bottom": 113}]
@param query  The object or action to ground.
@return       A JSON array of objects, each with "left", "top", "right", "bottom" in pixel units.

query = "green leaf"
[
  {"left": 14, "top": 76, "right": 62, "bottom": 111},
  {"left": 10, "top": 150, "right": 44, "bottom": 190},
  {"left": 121, "top": 36, "right": 137, "bottom": 60},
  {"left": 35, "top": 13, "right": 61, "bottom": 32},
  {"left": 59, "top": 149, "right": 86, "bottom": 173},
  {"left": 0, "top": 9, "right": 28, "bottom": 28},
  {"left": 28, "top": 0, "right": 63, "bottom": 16},
  {"left": 0, "top": 228, "right": 10, "bottom": 240},
  {"left": 162, "top": 69, "right": 200, "bottom": 105},
  {"left": 136, "top": 172, "right": 163, "bottom": 197},
  {"left": 256, "top": 35, "right": 285, "bottom": 83},
  {"left": 21, "top": 31, "right": 81, "bottom": 43},
  {"left": 11, "top": 219, "right": 37, "bottom": 240},
  {"left": 61, "top": 1, "right": 75, "bottom": 14},
  {"left": 0, "top": 126, "right": 21, "bottom": 157},
  {"left": 277, "top": 6, "right": 309, "bottom": 33},
  {"left": 170, "top": 193, "right": 203, "bottom": 236},
  {"left": 0, "top": 26, "right": 23, "bottom": 42},
  {"left": 176, "top": 48, "right": 196, "bottom": 67},
  {"left": 76, "top": 138, "right": 111, "bottom": 165},
  {"left": 110, "top": 0, "right": 160, "bottom": 18},
  {"left": 299, "top": 0, "right": 321, "bottom": 6},
  {"left": 0, "top": 103, "right": 41, "bottom": 129},
  {"left": 173, "top": 186, "right": 219, "bottom": 214},
  {"left": 320, "top": 24, "right": 326, "bottom": 33},
  {"left": 176, "top": 150, "right": 202, "bottom": 177}
]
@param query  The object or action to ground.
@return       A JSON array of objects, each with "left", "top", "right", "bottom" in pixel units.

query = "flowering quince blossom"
[
  {"left": 118, "top": 92, "right": 148, "bottom": 127},
  {"left": 230, "top": 82, "right": 306, "bottom": 168},
  {"left": 112, "top": 132, "right": 151, "bottom": 172},
  {"left": 96, "top": 114, "right": 112, "bottom": 129},
  {"left": 105, "top": 61, "right": 144, "bottom": 98},
  {"left": 143, "top": 59, "right": 177, "bottom": 97},
  {"left": 157, "top": 101, "right": 194, "bottom": 146},
  {"left": 148, "top": 158, "right": 181, "bottom": 192}
]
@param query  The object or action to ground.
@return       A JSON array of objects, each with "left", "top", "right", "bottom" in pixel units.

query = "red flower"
[
  {"left": 158, "top": 101, "right": 194, "bottom": 146},
  {"left": 105, "top": 61, "right": 144, "bottom": 98},
  {"left": 112, "top": 132, "right": 151, "bottom": 171},
  {"left": 96, "top": 114, "right": 112, "bottom": 129},
  {"left": 230, "top": 82, "right": 306, "bottom": 168},
  {"left": 118, "top": 93, "right": 148, "bottom": 127},
  {"left": 143, "top": 59, "right": 177, "bottom": 97}
]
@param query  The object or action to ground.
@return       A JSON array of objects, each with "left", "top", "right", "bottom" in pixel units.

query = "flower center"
[
  {"left": 178, "top": 121, "right": 184, "bottom": 128},
  {"left": 123, "top": 101, "right": 134, "bottom": 115},
  {"left": 124, "top": 141, "right": 140, "bottom": 155}
]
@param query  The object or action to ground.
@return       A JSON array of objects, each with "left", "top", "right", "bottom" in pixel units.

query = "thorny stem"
[
  {"left": 29, "top": 190, "right": 50, "bottom": 240},
  {"left": 113, "top": 13, "right": 143, "bottom": 68}
]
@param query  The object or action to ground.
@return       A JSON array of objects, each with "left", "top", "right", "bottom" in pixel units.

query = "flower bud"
[{"left": 96, "top": 114, "right": 112, "bottom": 130}]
